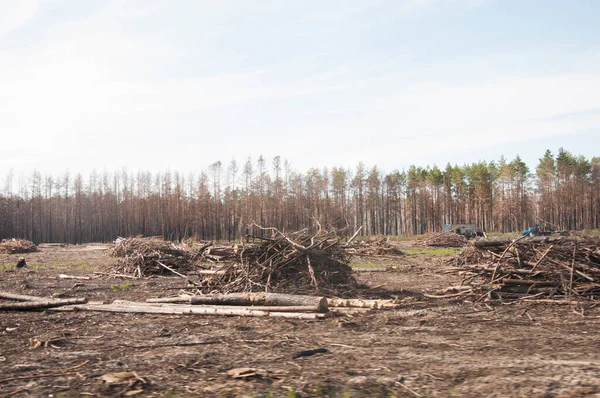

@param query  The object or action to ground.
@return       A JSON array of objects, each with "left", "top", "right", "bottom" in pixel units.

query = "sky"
[{"left": 1, "top": 0, "right": 600, "bottom": 178}]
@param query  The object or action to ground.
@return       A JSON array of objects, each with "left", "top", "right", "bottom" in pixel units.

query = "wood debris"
[
  {"left": 327, "top": 297, "right": 401, "bottom": 309},
  {"left": 110, "top": 226, "right": 356, "bottom": 296},
  {"left": 0, "top": 298, "right": 87, "bottom": 310},
  {"left": 147, "top": 292, "right": 329, "bottom": 313},
  {"left": 227, "top": 367, "right": 269, "bottom": 379},
  {"left": 346, "top": 236, "right": 406, "bottom": 256},
  {"left": 208, "top": 224, "right": 356, "bottom": 294},
  {"left": 0, "top": 291, "right": 88, "bottom": 310},
  {"left": 110, "top": 236, "right": 209, "bottom": 277},
  {"left": 0, "top": 238, "right": 38, "bottom": 254},
  {"left": 451, "top": 236, "right": 600, "bottom": 300},
  {"left": 51, "top": 301, "right": 328, "bottom": 319}
]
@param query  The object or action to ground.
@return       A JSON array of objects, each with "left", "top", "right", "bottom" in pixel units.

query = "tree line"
[{"left": 1, "top": 149, "right": 599, "bottom": 244}]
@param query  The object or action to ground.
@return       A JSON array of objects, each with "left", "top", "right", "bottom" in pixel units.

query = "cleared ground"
[{"left": 1, "top": 242, "right": 600, "bottom": 397}]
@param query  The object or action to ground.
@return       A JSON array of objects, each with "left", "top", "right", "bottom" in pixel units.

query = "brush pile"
[
  {"left": 110, "top": 228, "right": 357, "bottom": 295},
  {"left": 452, "top": 236, "right": 600, "bottom": 299},
  {"left": 349, "top": 236, "right": 406, "bottom": 256},
  {"left": 111, "top": 236, "right": 211, "bottom": 277},
  {"left": 209, "top": 224, "right": 356, "bottom": 295},
  {"left": 418, "top": 232, "right": 468, "bottom": 248},
  {"left": 0, "top": 239, "right": 38, "bottom": 254}
]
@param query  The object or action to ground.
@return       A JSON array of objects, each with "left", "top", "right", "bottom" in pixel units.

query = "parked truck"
[{"left": 444, "top": 224, "right": 484, "bottom": 239}]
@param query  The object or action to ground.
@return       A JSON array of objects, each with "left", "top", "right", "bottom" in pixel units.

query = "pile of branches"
[
  {"left": 452, "top": 236, "right": 600, "bottom": 300},
  {"left": 0, "top": 239, "right": 38, "bottom": 254},
  {"left": 110, "top": 236, "right": 212, "bottom": 277},
  {"left": 349, "top": 235, "right": 406, "bottom": 256},
  {"left": 209, "top": 224, "right": 356, "bottom": 295},
  {"left": 417, "top": 232, "right": 468, "bottom": 248}
]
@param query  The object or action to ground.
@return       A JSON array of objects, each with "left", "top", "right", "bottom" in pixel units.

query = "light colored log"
[
  {"left": 66, "top": 304, "right": 266, "bottom": 316},
  {"left": 329, "top": 307, "right": 373, "bottom": 313},
  {"left": 0, "top": 297, "right": 88, "bottom": 310},
  {"left": 327, "top": 298, "right": 399, "bottom": 309},
  {"left": 267, "top": 311, "right": 326, "bottom": 319},
  {"left": 58, "top": 274, "right": 91, "bottom": 280},
  {"left": 519, "top": 299, "right": 582, "bottom": 304},
  {"left": 114, "top": 300, "right": 321, "bottom": 313},
  {"left": 155, "top": 260, "right": 201, "bottom": 286},
  {"left": 50, "top": 303, "right": 325, "bottom": 319},
  {"left": 0, "top": 291, "right": 46, "bottom": 301},
  {"left": 92, "top": 272, "right": 139, "bottom": 279},
  {"left": 196, "top": 270, "right": 225, "bottom": 275},
  {"left": 146, "top": 295, "right": 192, "bottom": 303},
  {"left": 189, "top": 293, "right": 329, "bottom": 313},
  {"left": 346, "top": 225, "right": 364, "bottom": 245}
]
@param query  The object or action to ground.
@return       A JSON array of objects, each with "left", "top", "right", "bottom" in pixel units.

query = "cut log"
[
  {"left": 92, "top": 271, "right": 139, "bottom": 279},
  {"left": 0, "top": 298, "right": 87, "bottom": 310},
  {"left": 50, "top": 302, "right": 326, "bottom": 319},
  {"left": 146, "top": 296, "right": 192, "bottom": 304},
  {"left": 196, "top": 270, "right": 226, "bottom": 275},
  {"left": 54, "top": 303, "right": 266, "bottom": 316},
  {"left": 327, "top": 298, "right": 399, "bottom": 309},
  {"left": 189, "top": 293, "right": 329, "bottom": 313},
  {"left": 329, "top": 307, "right": 373, "bottom": 314},
  {"left": 0, "top": 291, "right": 47, "bottom": 302},
  {"left": 58, "top": 274, "right": 91, "bottom": 280},
  {"left": 114, "top": 300, "right": 322, "bottom": 313}
]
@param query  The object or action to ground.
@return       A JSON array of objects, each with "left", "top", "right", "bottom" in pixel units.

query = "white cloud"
[
  {"left": 0, "top": 0, "right": 39, "bottom": 37},
  {"left": 0, "top": 0, "right": 597, "bottom": 176}
]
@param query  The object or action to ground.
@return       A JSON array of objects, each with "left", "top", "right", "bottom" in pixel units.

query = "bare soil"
[{"left": 1, "top": 242, "right": 600, "bottom": 397}]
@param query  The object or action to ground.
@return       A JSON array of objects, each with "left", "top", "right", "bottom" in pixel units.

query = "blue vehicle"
[
  {"left": 522, "top": 225, "right": 540, "bottom": 236},
  {"left": 522, "top": 224, "right": 568, "bottom": 237}
]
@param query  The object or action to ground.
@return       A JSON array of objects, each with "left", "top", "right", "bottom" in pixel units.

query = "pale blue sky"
[{"left": 1, "top": 0, "right": 599, "bottom": 177}]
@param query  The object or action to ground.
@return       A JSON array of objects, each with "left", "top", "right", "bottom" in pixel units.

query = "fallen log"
[
  {"left": 146, "top": 296, "right": 192, "bottom": 304},
  {"left": 0, "top": 297, "right": 87, "bottom": 310},
  {"left": 92, "top": 271, "right": 139, "bottom": 279},
  {"left": 329, "top": 307, "right": 373, "bottom": 314},
  {"left": 51, "top": 302, "right": 326, "bottom": 319},
  {"left": 0, "top": 292, "right": 47, "bottom": 301},
  {"left": 188, "top": 293, "right": 329, "bottom": 313},
  {"left": 155, "top": 260, "right": 201, "bottom": 286},
  {"left": 327, "top": 298, "right": 399, "bottom": 309},
  {"left": 58, "top": 274, "right": 91, "bottom": 280},
  {"left": 114, "top": 300, "right": 322, "bottom": 313},
  {"left": 196, "top": 270, "right": 226, "bottom": 275}
]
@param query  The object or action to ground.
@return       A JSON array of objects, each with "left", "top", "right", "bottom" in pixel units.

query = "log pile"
[
  {"left": 348, "top": 236, "right": 406, "bottom": 256},
  {"left": 452, "top": 236, "right": 600, "bottom": 300},
  {"left": 417, "top": 232, "right": 468, "bottom": 248},
  {"left": 0, "top": 291, "right": 87, "bottom": 310},
  {"left": 0, "top": 238, "right": 38, "bottom": 254},
  {"left": 1, "top": 289, "right": 400, "bottom": 319},
  {"left": 209, "top": 224, "right": 356, "bottom": 294}
]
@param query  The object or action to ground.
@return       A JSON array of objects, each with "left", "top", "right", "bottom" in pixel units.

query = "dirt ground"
[{"left": 1, "top": 243, "right": 600, "bottom": 397}]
